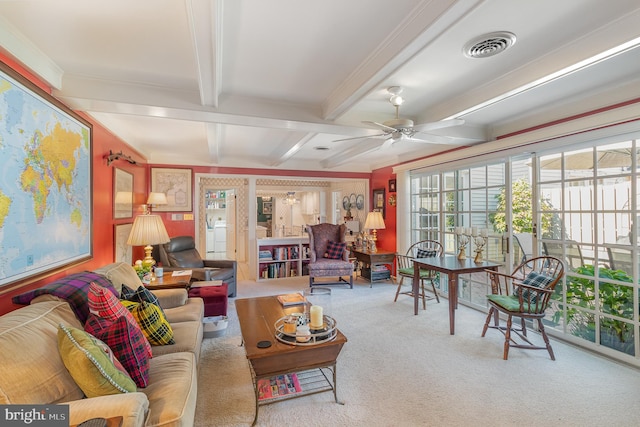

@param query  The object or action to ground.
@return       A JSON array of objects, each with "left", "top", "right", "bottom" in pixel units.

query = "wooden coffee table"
[{"left": 235, "top": 296, "right": 347, "bottom": 426}]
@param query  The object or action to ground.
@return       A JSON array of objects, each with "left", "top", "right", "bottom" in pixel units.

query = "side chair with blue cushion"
[
  {"left": 394, "top": 240, "right": 444, "bottom": 310},
  {"left": 482, "top": 256, "right": 564, "bottom": 360}
]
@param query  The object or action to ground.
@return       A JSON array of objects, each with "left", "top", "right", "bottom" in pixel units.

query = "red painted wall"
[
  {"left": 0, "top": 55, "right": 148, "bottom": 315},
  {"left": 371, "top": 166, "right": 397, "bottom": 252}
]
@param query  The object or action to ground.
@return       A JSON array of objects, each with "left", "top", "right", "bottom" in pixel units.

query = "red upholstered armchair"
[{"left": 307, "top": 223, "right": 353, "bottom": 288}]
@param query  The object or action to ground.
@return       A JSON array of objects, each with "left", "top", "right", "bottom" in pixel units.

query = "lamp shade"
[
  {"left": 127, "top": 214, "right": 170, "bottom": 246},
  {"left": 146, "top": 192, "right": 168, "bottom": 205},
  {"left": 364, "top": 211, "right": 385, "bottom": 230}
]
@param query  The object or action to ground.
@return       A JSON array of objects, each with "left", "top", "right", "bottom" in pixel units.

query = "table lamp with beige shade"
[
  {"left": 127, "top": 213, "right": 170, "bottom": 267},
  {"left": 364, "top": 211, "right": 385, "bottom": 252}
]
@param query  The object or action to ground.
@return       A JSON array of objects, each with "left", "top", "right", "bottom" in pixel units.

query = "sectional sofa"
[{"left": 0, "top": 262, "right": 204, "bottom": 427}]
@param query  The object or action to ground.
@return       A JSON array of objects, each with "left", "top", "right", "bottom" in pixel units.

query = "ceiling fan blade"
[
  {"left": 363, "top": 120, "right": 396, "bottom": 132},
  {"left": 332, "top": 133, "right": 387, "bottom": 142},
  {"left": 412, "top": 118, "right": 465, "bottom": 132}
]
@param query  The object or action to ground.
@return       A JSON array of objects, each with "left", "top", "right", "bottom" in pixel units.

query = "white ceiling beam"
[
  {"left": 206, "top": 123, "right": 221, "bottom": 163},
  {"left": 186, "top": 0, "right": 223, "bottom": 108},
  {"left": 320, "top": 139, "right": 383, "bottom": 168},
  {"left": 270, "top": 132, "right": 317, "bottom": 167},
  {"left": 0, "top": 15, "right": 63, "bottom": 89},
  {"left": 321, "top": 0, "right": 482, "bottom": 121}
]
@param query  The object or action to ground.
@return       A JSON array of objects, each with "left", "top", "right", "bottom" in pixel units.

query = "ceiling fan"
[{"left": 334, "top": 86, "right": 464, "bottom": 145}]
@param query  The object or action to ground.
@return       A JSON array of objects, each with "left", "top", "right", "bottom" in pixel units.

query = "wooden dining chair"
[
  {"left": 482, "top": 255, "right": 564, "bottom": 360},
  {"left": 394, "top": 240, "right": 443, "bottom": 310}
]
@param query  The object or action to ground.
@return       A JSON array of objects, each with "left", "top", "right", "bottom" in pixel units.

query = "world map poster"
[{"left": 0, "top": 63, "right": 92, "bottom": 287}]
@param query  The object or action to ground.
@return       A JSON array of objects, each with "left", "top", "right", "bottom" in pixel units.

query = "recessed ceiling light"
[
  {"left": 314, "top": 146, "right": 329, "bottom": 151},
  {"left": 463, "top": 31, "right": 517, "bottom": 59}
]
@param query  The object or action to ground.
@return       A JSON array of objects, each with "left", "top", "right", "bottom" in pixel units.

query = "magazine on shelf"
[
  {"left": 257, "top": 373, "right": 302, "bottom": 400},
  {"left": 277, "top": 293, "right": 305, "bottom": 306}
]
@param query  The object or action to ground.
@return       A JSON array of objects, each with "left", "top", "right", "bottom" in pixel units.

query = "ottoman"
[{"left": 188, "top": 282, "right": 228, "bottom": 317}]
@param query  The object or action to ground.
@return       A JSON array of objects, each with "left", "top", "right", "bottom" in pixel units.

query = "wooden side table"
[
  {"left": 350, "top": 249, "right": 395, "bottom": 286},
  {"left": 144, "top": 270, "right": 193, "bottom": 290}
]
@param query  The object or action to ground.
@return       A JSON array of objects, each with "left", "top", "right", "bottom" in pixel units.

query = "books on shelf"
[
  {"left": 277, "top": 293, "right": 305, "bottom": 306},
  {"left": 257, "top": 373, "right": 302, "bottom": 401},
  {"left": 259, "top": 250, "right": 273, "bottom": 261}
]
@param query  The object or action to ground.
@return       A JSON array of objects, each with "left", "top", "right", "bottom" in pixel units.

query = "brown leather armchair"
[{"left": 155, "top": 236, "right": 237, "bottom": 297}]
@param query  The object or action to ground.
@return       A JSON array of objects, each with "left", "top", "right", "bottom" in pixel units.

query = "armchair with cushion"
[
  {"left": 307, "top": 223, "right": 353, "bottom": 288},
  {"left": 156, "top": 236, "right": 237, "bottom": 297}
]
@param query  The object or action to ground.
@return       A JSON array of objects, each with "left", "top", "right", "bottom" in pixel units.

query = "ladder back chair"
[
  {"left": 482, "top": 255, "right": 564, "bottom": 360},
  {"left": 394, "top": 240, "right": 443, "bottom": 310}
]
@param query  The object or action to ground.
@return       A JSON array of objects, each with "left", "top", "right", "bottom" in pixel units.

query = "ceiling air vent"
[{"left": 463, "top": 31, "right": 516, "bottom": 59}]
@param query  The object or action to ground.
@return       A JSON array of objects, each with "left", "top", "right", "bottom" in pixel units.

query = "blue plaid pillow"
[
  {"left": 517, "top": 271, "right": 554, "bottom": 303},
  {"left": 416, "top": 248, "right": 437, "bottom": 258},
  {"left": 324, "top": 241, "right": 346, "bottom": 259}
]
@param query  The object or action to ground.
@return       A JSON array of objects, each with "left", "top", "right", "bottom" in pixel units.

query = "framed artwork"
[
  {"left": 373, "top": 188, "right": 386, "bottom": 218},
  {"left": 151, "top": 167, "right": 192, "bottom": 212},
  {"left": 389, "top": 179, "right": 397, "bottom": 193},
  {"left": 263, "top": 201, "right": 273, "bottom": 214},
  {"left": 114, "top": 223, "right": 133, "bottom": 265},
  {"left": 0, "top": 61, "right": 92, "bottom": 288},
  {"left": 113, "top": 168, "right": 133, "bottom": 219}
]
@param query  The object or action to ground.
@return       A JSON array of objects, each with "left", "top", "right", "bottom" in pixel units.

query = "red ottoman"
[{"left": 188, "top": 282, "right": 228, "bottom": 317}]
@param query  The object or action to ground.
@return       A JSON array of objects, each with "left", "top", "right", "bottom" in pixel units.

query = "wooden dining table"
[{"left": 413, "top": 255, "right": 501, "bottom": 335}]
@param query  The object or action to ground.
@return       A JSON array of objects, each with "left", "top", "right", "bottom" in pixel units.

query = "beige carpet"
[{"left": 195, "top": 277, "right": 640, "bottom": 426}]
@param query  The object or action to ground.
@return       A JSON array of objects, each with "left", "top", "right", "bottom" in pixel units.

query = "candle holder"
[
  {"left": 457, "top": 233, "right": 469, "bottom": 259},
  {"left": 473, "top": 235, "right": 488, "bottom": 263}
]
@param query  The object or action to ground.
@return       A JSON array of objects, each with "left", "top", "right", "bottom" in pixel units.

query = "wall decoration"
[
  {"left": 373, "top": 188, "right": 386, "bottom": 219},
  {"left": 113, "top": 168, "right": 133, "bottom": 219},
  {"left": 114, "top": 223, "right": 133, "bottom": 264},
  {"left": 389, "top": 179, "right": 397, "bottom": 193},
  {"left": 388, "top": 194, "right": 396, "bottom": 206},
  {"left": 0, "top": 61, "right": 93, "bottom": 288},
  {"left": 342, "top": 196, "right": 350, "bottom": 210},
  {"left": 263, "top": 201, "right": 273, "bottom": 214},
  {"left": 151, "top": 167, "right": 192, "bottom": 212},
  {"left": 356, "top": 194, "right": 364, "bottom": 210}
]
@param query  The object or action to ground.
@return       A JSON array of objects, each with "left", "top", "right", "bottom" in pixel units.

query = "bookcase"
[{"left": 257, "top": 237, "right": 310, "bottom": 280}]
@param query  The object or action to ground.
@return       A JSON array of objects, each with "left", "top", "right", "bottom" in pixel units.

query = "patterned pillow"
[
  {"left": 121, "top": 284, "right": 166, "bottom": 317},
  {"left": 324, "top": 241, "right": 346, "bottom": 260},
  {"left": 85, "top": 314, "right": 150, "bottom": 387},
  {"left": 121, "top": 300, "right": 175, "bottom": 346},
  {"left": 12, "top": 272, "right": 117, "bottom": 323},
  {"left": 57, "top": 323, "right": 136, "bottom": 398},
  {"left": 416, "top": 248, "right": 437, "bottom": 258},
  {"left": 87, "top": 282, "right": 153, "bottom": 358},
  {"left": 518, "top": 271, "right": 554, "bottom": 303}
]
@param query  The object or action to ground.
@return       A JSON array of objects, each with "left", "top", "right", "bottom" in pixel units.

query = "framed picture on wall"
[
  {"left": 151, "top": 167, "right": 192, "bottom": 212},
  {"left": 113, "top": 168, "right": 133, "bottom": 219},
  {"left": 373, "top": 188, "right": 386, "bottom": 218},
  {"left": 388, "top": 179, "right": 396, "bottom": 193},
  {"left": 263, "top": 201, "right": 273, "bottom": 214},
  {"left": 114, "top": 223, "right": 133, "bottom": 265}
]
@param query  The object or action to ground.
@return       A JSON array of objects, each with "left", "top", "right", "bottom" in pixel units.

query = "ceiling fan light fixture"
[{"left": 389, "top": 94, "right": 404, "bottom": 106}]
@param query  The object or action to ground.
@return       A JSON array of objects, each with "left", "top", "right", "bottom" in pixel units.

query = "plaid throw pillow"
[
  {"left": 87, "top": 282, "right": 153, "bottom": 358},
  {"left": 121, "top": 284, "right": 166, "bottom": 317},
  {"left": 85, "top": 314, "right": 151, "bottom": 387},
  {"left": 518, "top": 271, "right": 554, "bottom": 303},
  {"left": 324, "top": 241, "right": 346, "bottom": 260},
  {"left": 121, "top": 300, "right": 175, "bottom": 346},
  {"left": 416, "top": 248, "right": 437, "bottom": 258}
]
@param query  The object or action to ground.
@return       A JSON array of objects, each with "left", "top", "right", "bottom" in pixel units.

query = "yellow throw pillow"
[
  {"left": 57, "top": 323, "right": 136, "bottom": 398},
  {"left": 121, "top": 300, "right": 175, "bottom": 346}
]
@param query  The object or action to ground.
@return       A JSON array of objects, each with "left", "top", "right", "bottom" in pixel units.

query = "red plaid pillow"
[
  {"left": 88, "top": 282, "right": 152, "bottom": 358},
  {"left": 324, "top": 241, "right": 346, "bottom": 260},
  {"left": 85, "top": 314, "right": 150, "bottom": 387}
]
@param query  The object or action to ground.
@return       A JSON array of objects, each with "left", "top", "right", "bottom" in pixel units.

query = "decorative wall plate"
[
  {"left": 342, "top": 196, "right": 350, "bottom": 210},
  {"left": 356, "top": 194, "right": 364, "bottom": 210},
  {"left": 388, "top": 194, "right": 396, "bottom": 206},
  {"left": 349, "top": 193, "right": 357, "bottom": 208}
]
